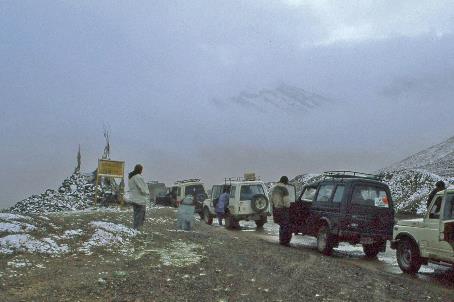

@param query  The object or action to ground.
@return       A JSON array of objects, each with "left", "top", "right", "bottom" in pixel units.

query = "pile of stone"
[{"left": 7, "top": 172, "right": 97, "bottom": 214}]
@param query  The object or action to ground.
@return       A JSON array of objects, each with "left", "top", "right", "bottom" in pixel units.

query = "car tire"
[
  {"left": 255, "top": 217, "right": 267, "bottom": 228},
  {"left": 225, "top": 215, "right": 238, "bottom": 230},
  {"left": 317, "top": 225, "right": 334, "bottom": 255},
  {"left": 251, "top": 194, "right": 269, "bottom": 213},
  {"left": 203, "top": 207, "right": 213, "bottom": 225},
  {"left": 363, "top": 243, "right": 380, "bottom": 258},
  {"left": 397, "top": 238, "right": 421, "bottom": 274}
]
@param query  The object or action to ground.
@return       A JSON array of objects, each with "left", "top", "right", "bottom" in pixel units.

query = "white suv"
[
  {"left": 202, "top": 176, "right": 270, "bottom": 229},
  {"left": 169, "top": 179, "right": 207, "bottom": 215}
]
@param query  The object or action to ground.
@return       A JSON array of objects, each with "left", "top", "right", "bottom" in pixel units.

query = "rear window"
[
  {"left": 185, "top": 185, "right": 205, "bottom": 196},
  {"left": 351, "top": 185, "right": 390, "bottom": 208},
  {"left": 240, "top": 185, "right": 265, "bottom": 201}
]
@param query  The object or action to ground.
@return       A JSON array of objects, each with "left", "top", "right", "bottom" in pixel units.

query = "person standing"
[
  {"left": 427, "top": 180, "right": 446, "bottom": 209},
  {"left": 270, "top": 176, "right": 291, "bottom": 246},
  {"left": 128, "top": 164, "right": 150, "bottom": 230},
  {"left": 215, "top": 186, "right": 230, "bottom": 226},
  {"left": 177, "top": 194, "right": 196, "bottom": 231}
]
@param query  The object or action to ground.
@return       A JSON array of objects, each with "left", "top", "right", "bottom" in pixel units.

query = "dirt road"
[{"left": 1, "top": 207, "right": 454, "bottom": 301}]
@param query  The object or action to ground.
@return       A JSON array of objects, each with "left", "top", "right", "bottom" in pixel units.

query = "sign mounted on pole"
[{"left": 94, "top": 159, "right": 125, "bottom": 205}]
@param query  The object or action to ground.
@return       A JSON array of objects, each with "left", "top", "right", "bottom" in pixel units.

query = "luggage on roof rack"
[{"left": 323, "top": 171, "right": 382, "bottom": 181}]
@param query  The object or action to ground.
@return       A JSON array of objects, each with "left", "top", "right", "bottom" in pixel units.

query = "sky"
[{"left": 1, "top": 0, "right": 454, "bottom": 208}]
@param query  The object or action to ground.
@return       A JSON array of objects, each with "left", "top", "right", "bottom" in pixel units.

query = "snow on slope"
[
  {"left": 214, "top": 84, "right": 331, "bottom": 113},
  {"left": 389, "top": 136, "right": 454, "bottom": 177}
]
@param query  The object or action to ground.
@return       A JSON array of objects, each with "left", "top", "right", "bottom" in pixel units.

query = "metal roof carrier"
[
  {"left": 323, "top": 171, "right": 382, "bottom": 181},
  {"left": 174, "top": 178, "right": 201, "bottom": 184}
]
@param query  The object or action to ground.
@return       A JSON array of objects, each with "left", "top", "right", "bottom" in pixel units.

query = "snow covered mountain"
[
  {"left": 388, "top": 136, "right": 454, "bottom": 178},
  {"left": 214, "top": 84, "right": 331, "bottom": 113}
]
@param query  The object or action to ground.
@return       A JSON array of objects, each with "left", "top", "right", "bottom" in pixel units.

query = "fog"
[{"left": 1, "top": 1, "right": 454, "bottom": 208}]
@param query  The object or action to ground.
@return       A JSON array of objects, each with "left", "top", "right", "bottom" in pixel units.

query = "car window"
[
  {"left": 185, "top": 184, "right": 205, "bottom": 196},
  {"left": 333, "top": 185, "right": 345, "bottom": 203},
  {"left": 316, "top": 185, "right": 335, "bottom": 202},
  {"left": 240, "top": 185, "right": 265, "bottom": 201},
  {"left": 429, "top": 196, "right": 443, "bottom": 219},
  {"left": 301, "top": 187, "right": 317, "bottom": 202},
  {"left": 351, "top": 185, "right": 390, "bottom": 207},
  {"left": 230, "top": 186, "right": 236, "bottom": 199},
  {"left": 443, "top": 194, "right": 454, "bottom": 220}
]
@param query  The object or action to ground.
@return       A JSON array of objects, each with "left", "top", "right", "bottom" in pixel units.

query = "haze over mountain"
[{"left": 1, "top": 1, "right": 454, "bottom": 208}]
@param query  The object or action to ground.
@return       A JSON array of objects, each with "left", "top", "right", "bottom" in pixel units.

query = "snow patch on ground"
[
  {"left": 153, "top": 241, "right": 205, "bottom": 267},
  {"left": 0, "top": 213, "right": 32, "bottom": 221},
  {"left": 0, "top": 234, "right": 69, "bottom": 255},
  {"left": 0, "top": 222, "right": 37, "bottom": 233},
  {"left": 78, "top": 221, "right": 138, "bottom": 255}
]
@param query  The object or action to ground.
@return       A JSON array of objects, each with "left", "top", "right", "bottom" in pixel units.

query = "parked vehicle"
[
  {"left": 202, "top": 174, "right": 270, "bottom": 229},
  {"left": 147, "top": 181, "right": 166, "bottom": 204},
  {"left": 391, "top": 187, "right": 454, "bottom": 274},
  {"left": 289, "top": 171, "right": 395, "bottom": 257},
  {"left": 162, "top": 179, "right": 207, "bottom": 215}
]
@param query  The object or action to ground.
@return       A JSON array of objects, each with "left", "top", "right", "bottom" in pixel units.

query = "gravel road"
[{"left": 1, "top": 207, "right": 454, "bottom": 301}]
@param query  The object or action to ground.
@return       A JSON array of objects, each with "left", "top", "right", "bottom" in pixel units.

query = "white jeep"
[
  {"left": 391, "top": 187, "right": 454, "bottom": 273},
  {"left": 168, "top": 179, "right": 207, "bottom": 215},
  {"left": 202, "top": 176, "right": 270, "bottom": 229}
]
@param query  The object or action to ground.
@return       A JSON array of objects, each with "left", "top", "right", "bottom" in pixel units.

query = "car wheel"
[
  {"left": 397, "top": 238, "right": 421, "bottom": 274},
  {"left": 255, "top": 217, "right": 267, "bottom": 228},
  {"left": 251, "top": 194, "right": 269, "bottom": 213},
  {"left": 317, "top": 225, "right": 333, "bottom": 255},
  {"left": 203, "top": 207, "right": 213, "bottom": 225},
  {"left": 363, "top": 243, "right": 380, "bottom": 258}
]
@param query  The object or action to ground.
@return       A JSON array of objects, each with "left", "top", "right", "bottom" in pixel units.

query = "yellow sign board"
[{"left": 97, "top": 159, "right": 125, "bottom": 178}]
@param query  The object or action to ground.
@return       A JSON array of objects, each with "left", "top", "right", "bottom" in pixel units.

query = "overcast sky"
[{"left": 1, "top": 0, "right": 454, "bottom": 208}]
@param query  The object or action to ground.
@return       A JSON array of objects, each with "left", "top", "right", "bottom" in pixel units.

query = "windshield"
[{"left": 240, "top": 185, "right": 265, "bottom": 201}]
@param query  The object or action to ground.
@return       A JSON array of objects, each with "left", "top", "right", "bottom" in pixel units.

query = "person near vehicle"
[
  {"left": 128, "top": 164, "right": 150, "bottom": 230},
  {"left": 427, "top": 180, "right": 446, "bottom": 209},
  {"left": 177, "top": 194, "right": 195, "bottom": 231},
  {"left": 215, "top": 186, "right": 230, "bottom": 226},
  {"left": 270, "top": 176, "right": 291, "bottom": 246}
]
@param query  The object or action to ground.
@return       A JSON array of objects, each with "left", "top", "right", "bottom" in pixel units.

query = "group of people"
[{"left": 126, "top": 163, "right": 290, "bottom": 237}]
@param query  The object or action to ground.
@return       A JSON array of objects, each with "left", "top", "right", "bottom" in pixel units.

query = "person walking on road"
[
  {"left": 215, "top": 186, "right": 230, "bottom": 226},
  {"left": 270, "top": 176, "right": 291, "bottom": 246},
  {"left": 128, "top": 164, "right": 150, "bottom": 230},
  {"left": 427, "top": 180, "right": 446, "bottom": 209}
]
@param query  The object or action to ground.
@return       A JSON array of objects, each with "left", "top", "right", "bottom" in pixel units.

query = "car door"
[
  {"left": 291, "top": 185, "right": 316, "bottom": 229},
  {"left": 420, "top": 195, "right": 448, "bottom": 258},
  {"left": 430, "top": 193, "right": 454, "bottom": 261},
  {"left": 310, "top": 183, "right": 337, "bottom": 233},
  {"left": 347, "top": 183, "right": 393, "bottom": 238},
  {"left": 210, "top": 185, "right": 222, "bottom": 213}
]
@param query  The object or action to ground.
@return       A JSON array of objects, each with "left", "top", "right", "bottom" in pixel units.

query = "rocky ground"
[{"left": 1, "top": 207, "right": 454, "bottom": 302}]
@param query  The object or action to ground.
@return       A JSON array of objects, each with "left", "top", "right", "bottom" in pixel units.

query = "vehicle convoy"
[
  {"left": 202, "top": 174, "right": 270, "bottom": 229},
  {"left": 288, "top": 171, "right": 395, "bottom": 257},
  {"left": 156, "top": 179, "right": 207, "bottom": 213},
  {"left": 391, "top": 187, "right": 454, "bottom": 274}
]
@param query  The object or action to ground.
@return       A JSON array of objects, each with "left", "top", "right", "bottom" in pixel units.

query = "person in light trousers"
[{"left": 128, "top": 164, "right": 150, "bottom": 230}]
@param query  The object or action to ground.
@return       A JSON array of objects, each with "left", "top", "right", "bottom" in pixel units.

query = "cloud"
[{"left": 282, "top": 0, "right": 454, "bottom": 45}]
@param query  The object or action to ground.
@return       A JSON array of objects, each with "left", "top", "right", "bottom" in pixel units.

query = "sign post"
[{"left": 94, "top": 159, "right": 125, "bottom": 206}]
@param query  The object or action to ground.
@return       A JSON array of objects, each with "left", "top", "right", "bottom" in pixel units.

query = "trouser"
[
  {"left": 133, "top": 204, "right": 146, "bottom": 230},
  {"left": 273, "top": 207, "right": 291, "bottom": 244},
  {"left": 216, "top": 212, "right": 224, "bottom": 225}
]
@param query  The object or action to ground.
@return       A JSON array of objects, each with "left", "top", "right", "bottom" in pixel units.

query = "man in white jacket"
[{"left": 128, "top": 164, "right": 150, "bottom": 230}]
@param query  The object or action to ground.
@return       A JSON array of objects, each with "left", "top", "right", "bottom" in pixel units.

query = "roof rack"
[
  {"left": 323, "top": 171, "right": 383, "bottom": 181},
  {"left": 224, "top": 173, "right": 260, "bottom": 184},
  {"left": 174, "top": 178, "right": 201, "bottom": 184}
]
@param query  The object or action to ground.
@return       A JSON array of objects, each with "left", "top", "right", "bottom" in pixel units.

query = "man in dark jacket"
[{"left": 427, "top": 181, "right": 446, "bottom": 209}]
